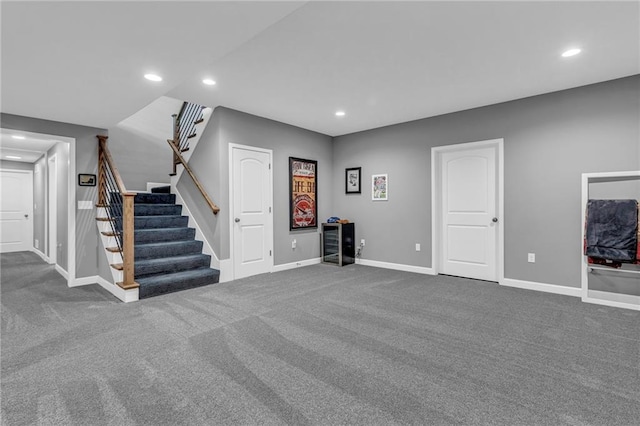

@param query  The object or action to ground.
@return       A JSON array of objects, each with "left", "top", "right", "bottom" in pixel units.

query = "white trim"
[
  {"left": 356, "top": 258, "right": 436, "bottom": 275},
  {"left": 218, "top": 258, "right": 233, "bottom": 283},
  {"left": 581, "top": 171, "right": 640, "bottom": 310},
  {"left": 273, "top": 257, "right": 321, "bottom": 273},
  {"left": 583, "top": 290, "right": 640, "bottom": 311},
  {"left": 228, "top": 143, "right": 274, "bottom": 281},
  {"left": 71, "top": 275, "right": 98, "bottom": 287},
  {"left": 501, "top": 278, "right": 582, "bottom": 298},
  {"left": 431, "top": 138, "right": 504, "bottom": 284},
  {"left": 95, "top": 275, "right": 139, "bottom": 303},
  {"left": 48, "top": 154, "right": 57, "bottom": 265},
  {"left": 146, "top": 182, "right": 170, "bottom": 192},
  {"left": 55, "top": 264, "right": 68, "bottom": 280},
  {"left": 174, "top": 187, "right": 220, "bottom": 270},
  {"left": 31, "top": 247, "right": 49, "bottom": 263}
]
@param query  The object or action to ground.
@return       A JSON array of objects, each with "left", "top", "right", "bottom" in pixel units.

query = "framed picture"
[
  {"left": 345, "top": 167, "right": 361, "bottom": 194},
  {"left": 372, "top": 174, "right": 388, "bottom": 201},
  {"left": 289, "top": 157, "right": 318, "bottom": 230},
  {"left": 78, "top": 174, "right": 96, "bottom": 187}
]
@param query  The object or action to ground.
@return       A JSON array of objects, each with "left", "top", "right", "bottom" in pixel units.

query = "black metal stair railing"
[
  {"left": 172, "top": 101, "right": 205, "bottom": 153},
  {"left": 97, "top": 135, "right": 138, "bottom": 289}
]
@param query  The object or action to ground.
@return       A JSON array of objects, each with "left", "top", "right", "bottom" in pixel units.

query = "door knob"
[
  {"left": 492, "top": 217, "right": 498, "bottom": 223},
  {"left": 235, "top": 218, "right": 240, "bottom": 223}
]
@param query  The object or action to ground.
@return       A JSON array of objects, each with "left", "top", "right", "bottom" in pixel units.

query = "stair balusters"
[{"left": 97, "top": 135, "right": 139, "bottom": 290}]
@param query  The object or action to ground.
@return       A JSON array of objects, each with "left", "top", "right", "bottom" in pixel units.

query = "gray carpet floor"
[{"left": 1, "top": 251, "right": 639, "bottom": 425}]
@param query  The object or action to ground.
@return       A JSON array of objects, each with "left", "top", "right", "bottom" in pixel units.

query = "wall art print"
[
  {"left": 289, "top": 157, "right": 318, "bottom": 230},
  {"left": 345, "top": 167, "right": 361, "bottom": 194},
  {"left": 372, "top": 173, "right": 388, "bottom": 201}
]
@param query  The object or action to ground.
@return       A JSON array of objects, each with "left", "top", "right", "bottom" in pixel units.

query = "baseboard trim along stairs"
[{"left": 96, "top": 186, "right": 219, "bottom": 302}]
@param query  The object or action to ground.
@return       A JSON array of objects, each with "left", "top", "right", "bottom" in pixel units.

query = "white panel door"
[
  {"left": 232, "top": 146, "right": 272, "bottom": 279},
  {"left": 441, "top": 146, "right": 498, "bottom": 281},
  {"left": 0, "top": 169, "right": 33, "bottom": 253}
]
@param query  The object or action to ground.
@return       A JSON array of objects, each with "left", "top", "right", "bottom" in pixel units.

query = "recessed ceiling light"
[
  {"left": 11, "top": 135, "right": 25, "bottom": 140},
  {"left": 202, "top": 78, "right": 216, "bottom": 86},
  {"left": 6, "top": 155, "right": 22, "bottom": 160},
  {"left": 335, "top": 111, "right": 346, "bottom": 117},
  {"left": 144, "top": 73, "right": 162, "bottom": 82},
  {"left": 562, "top": 48, "right": 581, "bottom": 58}
]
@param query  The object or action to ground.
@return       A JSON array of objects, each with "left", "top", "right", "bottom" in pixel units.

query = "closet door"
[{"left": 440, "top": 145, "right": 498, "bottom": 281}]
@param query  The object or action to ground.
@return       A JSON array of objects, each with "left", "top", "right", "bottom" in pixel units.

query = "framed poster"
[
  {"left": 289, "top": 157, "right": 317, "bottom": 230},
  {"left": 372, "top": 174, "right": 388, "bottom": 201},
  {"left": 345, "top": 167, "right": 361, "bottom": 194},
  {"left": 78, "top": 174, "right": 96, "bottom": 186}
]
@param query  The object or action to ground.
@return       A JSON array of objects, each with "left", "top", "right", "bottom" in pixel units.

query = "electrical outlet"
[
  {"left": 292, "top": 239, "right": 296, "bottom": 249},
  {"left": 528, "top": 253, "right": 535, "bottom": 263},
  {"left": 35, "top": 239, "right": 39, "bottom": 249},
  {"left": 415, "top": 243, "right": 421, "bottom": 251},
  {"left": 361, "top": 239, "right": 365, "bottom": 246}
]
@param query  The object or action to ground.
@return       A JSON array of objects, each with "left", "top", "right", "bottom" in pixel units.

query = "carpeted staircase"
[{"left": 109, "top": 186, "right": 219, "bottom": 299}]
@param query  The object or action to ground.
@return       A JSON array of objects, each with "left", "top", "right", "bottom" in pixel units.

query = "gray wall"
[
  {"left": 108, "top": 125, "right": 172, "bottom": 191},
  {"left": 1, "top": 113, "right": 107, "bottom": 279},
  {"left": 332, "top": 75, "right": 640, "bottom": 288},
  {"left": 178, "top": 107, "right": 333, "bottom": 265}
]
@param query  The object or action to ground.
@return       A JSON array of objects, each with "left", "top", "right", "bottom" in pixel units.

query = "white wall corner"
[
  {"left": 56, "top": 264, "right": 69, "bottom": 281},
  {"left": 30, "top": 248, "right": 49, "bottom": 263},
  {"left": 218, "top": 258, "right": 233, "bottom": 283}
]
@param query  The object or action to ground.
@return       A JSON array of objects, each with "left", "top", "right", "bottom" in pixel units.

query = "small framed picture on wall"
[
  {"left": 372, "top": 174, "right": 388, "bottom": 201},
  {"left": 345, "top": 167, "right": 361, "bottom": 194}
]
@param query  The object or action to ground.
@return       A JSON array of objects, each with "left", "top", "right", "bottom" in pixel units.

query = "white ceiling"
[{"left": 2, "top": 1, "right": 639, "bottom": 138}]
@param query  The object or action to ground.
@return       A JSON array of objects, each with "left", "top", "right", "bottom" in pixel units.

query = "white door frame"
[
  {"left": 48, "top": 154, "right": 58, "bottom": 265},
  {"left": 228, "top": 143, "right": 274, "bottom": 281},
  {"left": 0, "top": 168, "right": 34, "bottom": 253},
  {"left": 431, "top": 138, "right": 504, "bottom": 284},
  {"left": 0, "top": 128, "right": 76, "bottom": 286}
]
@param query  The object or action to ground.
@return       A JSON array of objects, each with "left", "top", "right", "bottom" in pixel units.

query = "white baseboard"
[
  {"left": 31, "top": 248, "right": 49, "bottom": 263},
  {"left": 55, "top": 264, "right": 69, "bottom": 280},
  {"left": 71, "top": 275, "right": 98, "bottom": 287},
  {"left": 583, "top": 290, "right": 640, "bottom": 311},
  {"left": 356, "top": 258, "right": 436, "bottom": 275},
  {"left": 501, "top": 278, "right": 582, "bottom": 298},
  {"left": 95, "top": 275, "right": 139, "bottom": 303},
  {"left": 218, "top": 259, "right": 233, "bottom": 283},
  {"left": 273, "top": 257, "right": 321, "bottom": 273}
]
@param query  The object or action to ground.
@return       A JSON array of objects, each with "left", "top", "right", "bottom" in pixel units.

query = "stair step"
[
  {"left": 194, "top": 118, "right": 204, "bottom": 125},
  {"left": 187, "top": 132, "right": 197, "bottom": 139},
  {"left": 111, "top": 254, "right": 212, "bottom": 278},
  {"left": 134, "top": 192, "right": 175, "bottom": 204},
  {"left": 113, "top": 215, "right": 189, "bottom": 230},
  {"left": 151, "top": 186, "right": 171, "bottom": 194},
  {"left": 137, "top": 268, "right": 220, "bottom": 299},
  {"left": 135, "top": 240, "right": 203, "bottom": 260},
  {"left": 132, "top": 204, "right": 182, "bottom": 216},
  {"left": 135, "top": 227, "right": 195, "bottom": 243}
]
